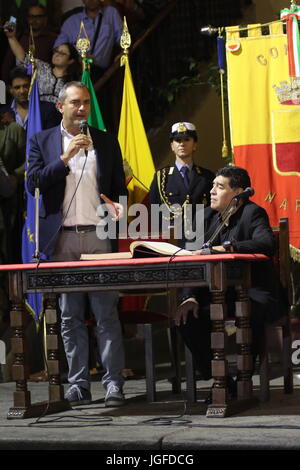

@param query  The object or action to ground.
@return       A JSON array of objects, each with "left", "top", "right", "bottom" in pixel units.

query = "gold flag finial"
[
  {"left": 120, "top": 16, "right": 131, "bottom": 62},
  {"left": 76, "top": 22, "right": 90, "bottom": 56},
  {"left": 28, "top": 25, "right": 36, "bottom": 63}
]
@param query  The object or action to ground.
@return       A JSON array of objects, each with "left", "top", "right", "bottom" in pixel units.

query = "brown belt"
[{"left": 62, "top": 225, "right": 96, "bottom": 233}]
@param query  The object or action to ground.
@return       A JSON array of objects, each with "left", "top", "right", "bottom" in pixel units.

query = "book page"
[
  {"left": 80, "top": 241, "right": 192, "bottom": 261},
  {"left": 130, "top": 241, "right": 192, "bottom": 257},
  {"left": 80, "top": 252, "right": 132, "bottom": 260}
]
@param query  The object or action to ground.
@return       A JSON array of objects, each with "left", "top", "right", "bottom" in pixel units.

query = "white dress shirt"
[{"left": 61, "top": 123, "right": 100, "bottom": 226}]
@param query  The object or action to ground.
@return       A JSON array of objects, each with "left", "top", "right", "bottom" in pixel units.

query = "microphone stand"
[
  {"left": 201, "top": 198, "right": 240, "bottom": 253},
  {"left": 31, "top": 174, "right": 42, "bottom": 263}
]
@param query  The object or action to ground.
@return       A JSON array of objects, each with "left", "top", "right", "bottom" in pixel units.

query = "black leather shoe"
[
  {"left": 204, "top": 391, "right": 212, "bottom": 404},
  {"left": 226, "top": 376, "right": 237, "bottom": 399}
]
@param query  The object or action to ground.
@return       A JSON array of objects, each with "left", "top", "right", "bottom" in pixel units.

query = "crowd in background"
[{"left": 0, "top": 0, "right": 252, "bottom": 325}]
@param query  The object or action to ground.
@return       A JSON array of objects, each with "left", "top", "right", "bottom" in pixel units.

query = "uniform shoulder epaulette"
[
  {"left": 157, "top": 166, "right": 174, "bottom": 176},
  {"left": 193, "top": 164, "right": 202, "bottom": 175}
]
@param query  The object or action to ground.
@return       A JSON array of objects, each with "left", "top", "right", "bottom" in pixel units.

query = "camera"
[
  {"left": 1, "top": 16, "right": 17, "bottom": 33},
  {"left": 2, "top": 23, "right": 15, "bottom": 33}
]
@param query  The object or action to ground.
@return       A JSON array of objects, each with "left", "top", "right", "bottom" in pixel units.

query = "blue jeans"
[
  {"left": 59, "top": 290, "right": 124, "bottom": 390},
  {"left": 54, "top": 230, "right": 125, "bottom": 391}
]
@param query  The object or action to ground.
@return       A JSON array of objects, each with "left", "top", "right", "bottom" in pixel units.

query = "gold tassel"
[{"left": 219, "top": 29, "right": 228, "bottom": 158}]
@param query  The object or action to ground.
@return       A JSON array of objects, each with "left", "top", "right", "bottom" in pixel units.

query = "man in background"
[{"left": 1, "top": 3, "right": 57, "bottom": 85}]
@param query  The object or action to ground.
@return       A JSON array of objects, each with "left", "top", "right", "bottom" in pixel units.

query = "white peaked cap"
[{"left": 171, "top": 122, "right": 196, "bottom": 133}]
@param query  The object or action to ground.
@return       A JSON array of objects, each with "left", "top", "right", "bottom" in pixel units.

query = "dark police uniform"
[{"left": 149, "top": 163, "right": 214, "bottom": 244}]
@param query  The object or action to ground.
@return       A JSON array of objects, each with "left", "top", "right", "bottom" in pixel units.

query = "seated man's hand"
[
  {"left": 174, "top": 298, "right": 199, "bottom": 326},
  {"left": 192, "top": 246, "right": 227, "bottom": 255}
]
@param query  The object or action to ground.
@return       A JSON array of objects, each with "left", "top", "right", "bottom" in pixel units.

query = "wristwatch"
[{"left": 222, "top": 240, "right": 233, "bottom": 252}]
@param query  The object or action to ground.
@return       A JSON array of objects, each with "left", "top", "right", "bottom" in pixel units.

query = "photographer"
[{"left": 1, "top": 4, "right": 57, "bottom": 85}]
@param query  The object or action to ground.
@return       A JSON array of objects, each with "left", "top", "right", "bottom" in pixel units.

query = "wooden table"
[{"left": 1, "top": 253, "right": 267, "bottom": 419}]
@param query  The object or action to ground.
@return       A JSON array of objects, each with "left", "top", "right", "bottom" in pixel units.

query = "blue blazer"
[{"left": 27, "top": 125, "right": 127, "bottom": 256}]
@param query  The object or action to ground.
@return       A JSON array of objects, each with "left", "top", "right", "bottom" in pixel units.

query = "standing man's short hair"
[{"left": 57, "top": 81, "right": 90, "bottom": 103}]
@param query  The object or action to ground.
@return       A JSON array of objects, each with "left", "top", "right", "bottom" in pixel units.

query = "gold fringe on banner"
[{"left": 226, "top": 19, "right": 283, "bottom": 35}]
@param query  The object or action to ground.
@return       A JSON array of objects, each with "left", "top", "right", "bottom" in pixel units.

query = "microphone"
[
  {"left": 233, "top": 187, "right": 255, "bottom": 201},
  {"left": 79, "top": 120, "right": 88, "bottom": 156},
  {"left": 31, "top": 173, "right": 43, "bottom": 263},
  {"left": 79, "top": 120, "right": 88, "bottom": 135}
]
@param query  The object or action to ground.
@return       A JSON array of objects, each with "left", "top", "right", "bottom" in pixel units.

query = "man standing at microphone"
[{"left": 27, "top": 81, "right": 127, "bottom": 407}]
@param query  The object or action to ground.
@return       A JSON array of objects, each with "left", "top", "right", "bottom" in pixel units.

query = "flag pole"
[{"left": 217, "top": 28, "right": 228, "bottom": 158}]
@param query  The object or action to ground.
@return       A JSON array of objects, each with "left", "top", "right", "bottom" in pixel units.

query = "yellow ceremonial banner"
[
  {"left": 226, "top": 22, "right": 300, "bottom": 255},
  {"left": 118, "top": 55, "right": 155, "bottom": 207},
  {"left": 118, "top": 55, "right": 155, "bottom": 313}
]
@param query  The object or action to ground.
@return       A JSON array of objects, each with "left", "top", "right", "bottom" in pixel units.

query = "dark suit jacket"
[
  {"left": 27, "top": 125, "right": 127, "bottom": 256},
  {"left": 185, "top": 201, "right": 287, "bottom": 323}
]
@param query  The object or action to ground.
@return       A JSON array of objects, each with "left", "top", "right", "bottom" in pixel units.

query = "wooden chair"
[
  {"left": 259, "top": 217, "right": 293, "bottom": 401},
  {"left": 118, "top": 292, "right": 182, "bottom": 402},
  {"left": 117, "top": 237, "right": 182, "bottom": 402},
  {"left": 85, "top": 289, "right": 182, "bottom": 402},
  {"left": 184, "top": 217, "right": 294, "bottom": 403}
]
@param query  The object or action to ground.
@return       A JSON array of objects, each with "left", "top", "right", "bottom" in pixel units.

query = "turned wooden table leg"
[
  {"left": 7, "top": 271, "right": 31, "bottom": 418},
  {"left": 206, "top": 290, "right": 229, "bottom": 417},
  {"left": 7, "top": 275, "right": 70, "bottom": 419},
  {"left": 206, "top": 260, "right": 258, "bottom": 417},
  {"left": 45, "top": 294, "right": 65, "bottom": 402},
  {"left": 235, "top": 287, "right": 253, "bottom": 400}
]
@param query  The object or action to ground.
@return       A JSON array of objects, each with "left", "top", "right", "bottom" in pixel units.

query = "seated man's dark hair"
[{"left": 215, "top": 166, "right": 251, "bottom": 190}]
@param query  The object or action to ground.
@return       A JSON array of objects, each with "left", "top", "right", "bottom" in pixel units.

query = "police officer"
[{"left": 149, "top": 122, "right": 214, "bottom": 246}]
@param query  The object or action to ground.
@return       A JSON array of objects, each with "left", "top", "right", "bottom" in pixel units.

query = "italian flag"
[{"left": 281, "top": 5, "right": 300, "bottom": 77}]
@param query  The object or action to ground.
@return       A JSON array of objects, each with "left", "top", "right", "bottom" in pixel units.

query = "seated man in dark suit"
[{"left": 174, "top": 166, "right": 287, "bottom": 393}]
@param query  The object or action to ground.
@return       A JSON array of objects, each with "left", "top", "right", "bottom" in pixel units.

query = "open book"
[{"left": 80, "top": 241, "right": 192, "bottom": 260}]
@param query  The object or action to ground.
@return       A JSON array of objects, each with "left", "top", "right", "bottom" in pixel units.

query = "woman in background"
[{"left": 4, "top": 22, "right": 81, "bottom": 103}]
